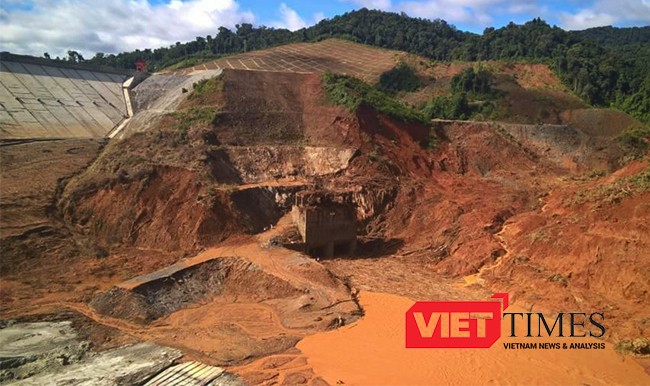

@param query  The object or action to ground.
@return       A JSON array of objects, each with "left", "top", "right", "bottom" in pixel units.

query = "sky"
[{"left": 1, "top": 0, "right": 649, "bottom": 58}]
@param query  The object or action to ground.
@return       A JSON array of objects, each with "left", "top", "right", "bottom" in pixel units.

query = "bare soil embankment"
[
  {"left": 2, "top": 56, "right": 649, "bottom": 384},
  {"left": 2, "top": 69, "right": 367, "bottom": 367}
]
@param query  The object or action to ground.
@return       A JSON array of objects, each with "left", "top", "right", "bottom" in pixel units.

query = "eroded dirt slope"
[
  {"left": 2, "top": 62, "right": 649, "bottom": 384},
  {"left": 482, "top": 161, "right": 650, "bottom": 341}
]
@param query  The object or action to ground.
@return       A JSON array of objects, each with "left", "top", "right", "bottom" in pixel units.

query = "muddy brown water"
[{"left": 297, "top": 291, "right": 650, "bottom": 385}]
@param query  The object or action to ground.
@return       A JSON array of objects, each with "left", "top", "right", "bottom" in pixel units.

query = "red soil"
[
  {"left": 2, "top": 65, "right": 649, "bottom": 384},
  {"left": 64, "top": 166, "right": 242, "bottom": 251},
  {"left": 482, "top": 160, "right": 650, "bottom": 341}
]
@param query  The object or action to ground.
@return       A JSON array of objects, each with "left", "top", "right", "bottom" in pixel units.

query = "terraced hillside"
[{"left": 174, "top": 39, "right": 403, "bottom": 83}]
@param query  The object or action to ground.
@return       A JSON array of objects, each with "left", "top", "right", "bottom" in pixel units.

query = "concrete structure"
[
  {"left": 292, "top": 190, "right": 357, "bottom": 258},
  {"left": 144, "top": 361, "right": 241, "bottom": 386},
  {"left": 0, "top": 57, "right": 131, "bottom": 139}
]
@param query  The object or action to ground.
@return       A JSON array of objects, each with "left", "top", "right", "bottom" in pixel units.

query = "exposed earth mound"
[
  {"left": 56, "top": 70, "right": 361, "bottom": 255},
  {"left": 482, "top": 161, "right": 650, "bottom": 341},
  {"left": 90, "top": 256, "right": 302, "bottom": 323},
  {"left": 1, "top": 40, "right": 649, "bottom": 383},
  {"left": 0, "top": 139, "right": 105, "bottom": 277}
]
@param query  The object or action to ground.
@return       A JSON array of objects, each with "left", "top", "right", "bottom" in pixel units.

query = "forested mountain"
[
  {"left": 307, "top": 10, "right": 469, "bottom": 59},
  {"left": 53, "top": 9, "right": 649, "bottom": 125},
  {"left": 78, "top": 9, "right": 471, "bottom": 69},
  {"left": 568, "top": 26, "right": 650, "bottom": 125},
  {"left": 572, "top": 26, "right": 650, "bottom": 47}
]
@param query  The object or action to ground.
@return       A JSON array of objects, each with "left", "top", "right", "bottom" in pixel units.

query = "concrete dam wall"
[{"left": 0, "top": 59, "right": 130, "bottom": 139}]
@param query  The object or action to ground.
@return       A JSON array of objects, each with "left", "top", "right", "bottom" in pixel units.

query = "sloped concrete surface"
[{"left": 0, "top": 61, "right": 128, "bottom": 139}]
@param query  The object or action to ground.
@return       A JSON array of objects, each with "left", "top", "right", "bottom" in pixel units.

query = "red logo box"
[{"left": 406, "top": 293, "right": 508, "bottom": 348}]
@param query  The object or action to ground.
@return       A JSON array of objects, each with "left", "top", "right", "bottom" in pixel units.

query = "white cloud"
[
  {"left": 0, "top": 0, "right": 254, "bottom": 57},
  {"left": 559, "top": 0, "right": 650, "bottom": 30},
  {"left": 2, "top": 0, "right": 648, "bottom": 58},
  {"left": 313, "top": 12, "right": 327, "bottom": 24},
  {"left": 559, "top": 9, "right": 617, "bottom": 30},
  {"left": 507, "top": 2, "right": 547, "bottom": 16},
  {"left": 398, "top": 0, "right": 504, "bottom": 25},
  {"left": 2, "top": 0, "right": 31, "bottom": 5},
  {"left": 343, "top": 0, "right": 393, "bottom": 9},
  {"left": 270, "top": 3, "right": 307, "bottom": 31},
  {"left": 346, "top": 0, "right": 648, "bottom": 31}
]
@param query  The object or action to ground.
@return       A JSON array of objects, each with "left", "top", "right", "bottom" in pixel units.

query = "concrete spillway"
[{"left": 0, "top": 59, "right": 130, "bottom": 139}]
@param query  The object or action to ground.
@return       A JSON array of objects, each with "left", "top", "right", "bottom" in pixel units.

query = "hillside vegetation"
[
  {"left": 50, "top": 9, "right": 649, "bottom": 126},
  {"left": 322, "top": 72, "right": 427, "bottom": 124}
]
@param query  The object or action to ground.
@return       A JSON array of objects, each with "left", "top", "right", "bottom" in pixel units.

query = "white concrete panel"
[{"left": 0, "top": 61, "right": 129, "bottom": 139}]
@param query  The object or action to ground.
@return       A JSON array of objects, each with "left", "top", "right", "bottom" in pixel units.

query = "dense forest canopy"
[
  {"left": 573, "top": 26, "right": 650, "bottom": 47},
  {"left": 45, "top": 9, "right": 650, "bottom": 125}
]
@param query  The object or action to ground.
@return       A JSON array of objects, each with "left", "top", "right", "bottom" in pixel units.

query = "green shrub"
[
  {"left": 189, "top": 76, "right": 223, "bottom": 100},
  {"left": 568, "top": 166, "right": 650, "bottom": 205},
  {"left": 617, "top": 125, "right": 650, "bottom": 150},
  {"left": 322, "top": 72, "right": 427, "bottom": 123},
  {"left": 424, "top": 66, "right": 500, "bottom": 121},
  {"left": 170, "top": 106, "right": 218, "bottom": 141},
  {"left": 451, "top": 67, "right": 494, "bottom": 96},
  {"left": 420, "top": 130, "right": 441, "bottom": 149},
  {"left": 376, "top": 64, "right": 421, "bottom": 94},
  {"left": 616, "top": 338, "right": 650, "bottom": 356},
  {"left": 423, "top": 93, "right": 470, "bottom": 120}
]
